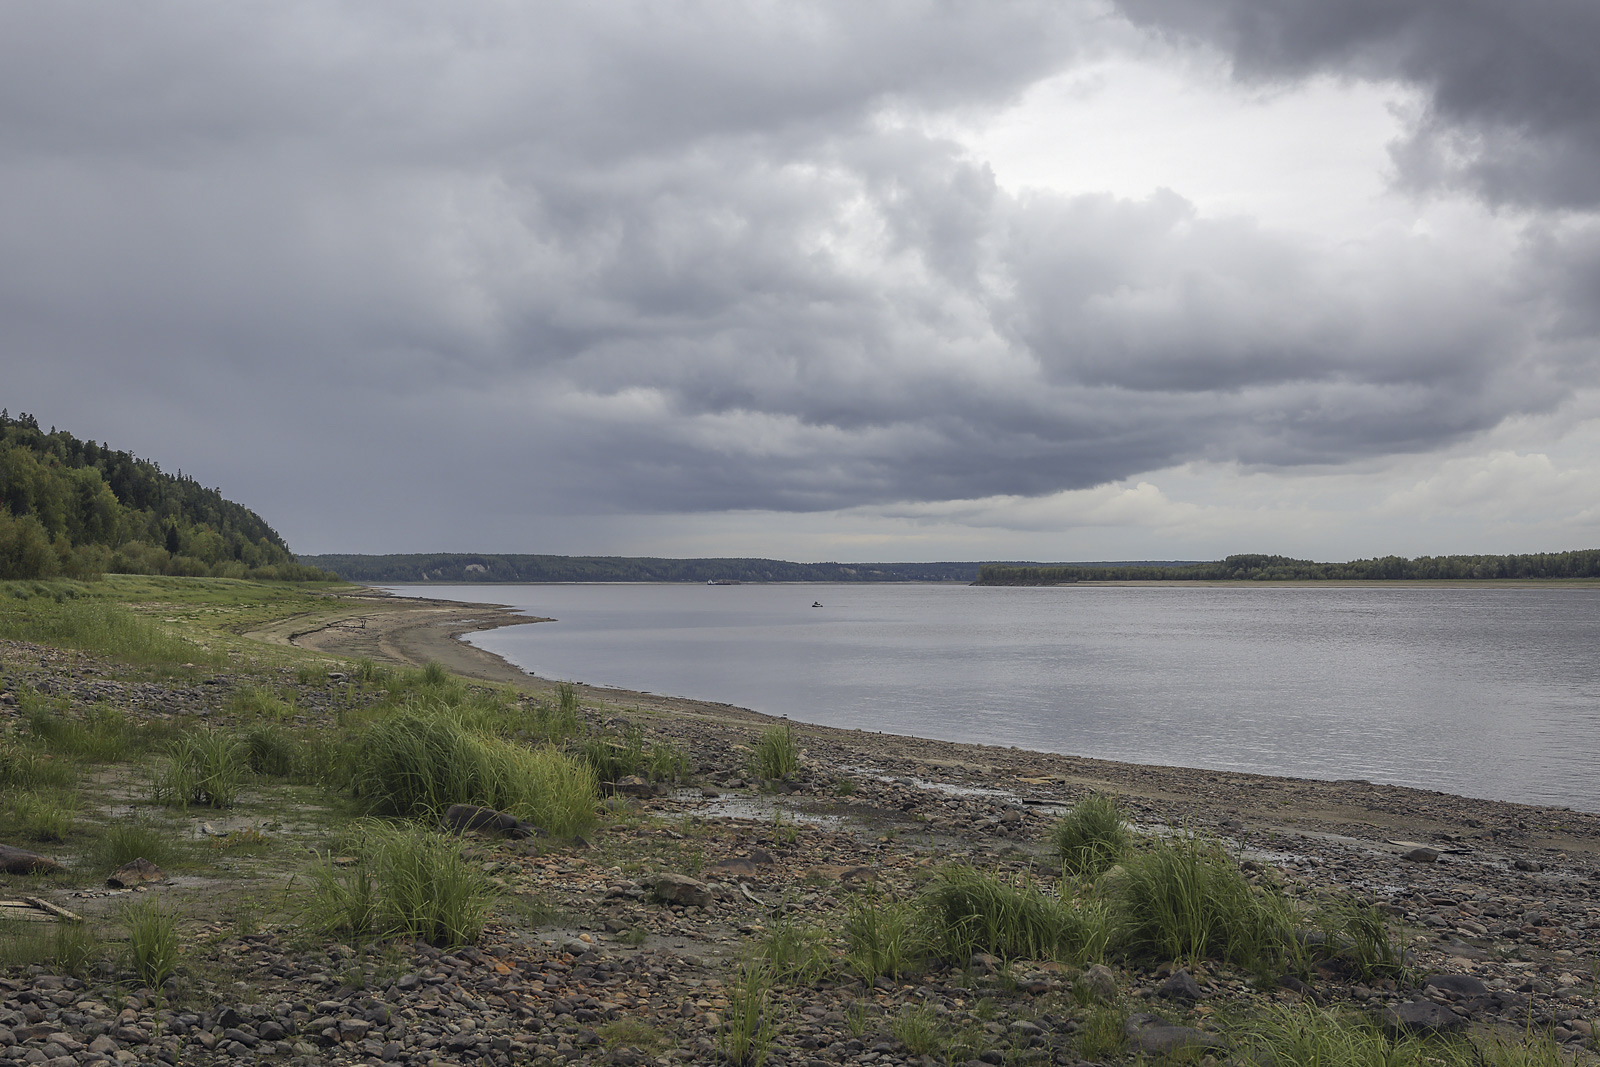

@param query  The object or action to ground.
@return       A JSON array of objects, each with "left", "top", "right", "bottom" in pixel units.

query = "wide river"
[{"left": 386, "top": 583, "right": 1600, "bottom": 811}]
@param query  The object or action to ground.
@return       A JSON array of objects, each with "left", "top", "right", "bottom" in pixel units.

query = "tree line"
[
  {"left": 976, "top": 551, "right": 1600, "bottom": 585},
  {"left": 298, "top": 553, "right": 984, "bottom": 584},
  {"left": 0, "top": 411, "right": 330, "bottom": 581}
]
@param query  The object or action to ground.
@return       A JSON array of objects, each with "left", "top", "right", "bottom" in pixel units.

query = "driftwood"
[
  {"left": 0, "top": 897, "right": 83, "bottom": 924},
  {"left": 0, "top": 843, "right": 63, "bottom": 875}
]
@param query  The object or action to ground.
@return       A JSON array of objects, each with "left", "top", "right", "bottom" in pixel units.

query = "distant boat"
[{"left": 812, "top": 601, "right": 823, "bottom": 608}]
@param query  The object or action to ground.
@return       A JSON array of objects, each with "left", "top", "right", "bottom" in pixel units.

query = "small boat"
[{"left": 812, "top": 601, "right": 823, "bottom": 608}]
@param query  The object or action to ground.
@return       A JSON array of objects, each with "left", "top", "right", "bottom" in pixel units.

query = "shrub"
[
  {"left": 1051, "top": 794, "right": 1131, "bottom": 878},
  {"left": 749, "top": 723, "right": 799, "bottom": 781},
  {"left": 1111, "top": 831, "right": 1294, "bottom": 969},
  {"left": 304, "top": 821, "right": 497, "bottom": 947},
  {"left": 920, "top": 865, "right": 1109, "bottom": 965}
]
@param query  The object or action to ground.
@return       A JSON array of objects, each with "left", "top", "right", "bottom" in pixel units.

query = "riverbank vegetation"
[
  {"left": 0, "top": 410, "right": 329, "bottom": 581},
  {"left": 977, "top": 549, "right": 1600, "bottom": 584}
]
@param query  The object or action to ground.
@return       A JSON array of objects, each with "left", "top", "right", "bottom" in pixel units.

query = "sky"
[{"left": 4, "top": 1, "right": 1599, "bottom": 563}]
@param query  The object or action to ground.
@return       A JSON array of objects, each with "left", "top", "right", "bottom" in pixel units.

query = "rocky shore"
[{"left": 3, "top": 590, "right": 1599, "bottom": 1066}]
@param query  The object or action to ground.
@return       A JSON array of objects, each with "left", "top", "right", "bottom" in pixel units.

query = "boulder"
[
  {"left": 652, "top": 873, "right": 713, "bottom": 908},
  {"left": 1158, "top": 969, "right": 1203, "bottom": 1002},
  {"left": 437, "top": 804, "right": 543, "bottom": 840},
  {"left": 108, "top": 858, "right": 165, "bottom": 888},
  {"left": 1379, "top": 1001, "right": 1467, "bottom": 1036},
  {"left": 1125, "top": 1014, "right": 1226, "bottom": 1056},
  {"left": 0, "top": 844, "right": 63, "bottom": 875}
]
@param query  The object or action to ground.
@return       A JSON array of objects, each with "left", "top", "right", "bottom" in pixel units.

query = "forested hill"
[
  {"left": 300, "top": 554, "right": 992, "bottom": 584},
  {"left": 977, "top": 551, "right": 1600, "bottom": 584},
  {"left": 0, "top": 410, "right": 328, "bottom": 581}
]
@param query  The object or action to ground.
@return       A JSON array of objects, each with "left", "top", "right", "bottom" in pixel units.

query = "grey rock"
[
  {"left": 1125, "top": 1014, "right": 1225, "bottom": 1055},
  {"left": 652, "top": 873, "right": 713, "bottom": 908},
  {"left": 1157, "top": 969, "right": 1203, "bottom": 1002},
  {"left": 1081, "top": 963, "right": 1118, "bottom": 1003},
  {"left": 1401, "top": 848, "right": 1441, "bottom": 863},
  {"left": 1425, "top": 973, "right": 1489, "bottom": 998},
  {"left": 1379, "top": 1001, "right": 1467, "bottom": 1035}
]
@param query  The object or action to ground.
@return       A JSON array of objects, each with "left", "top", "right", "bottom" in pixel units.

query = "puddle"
[
  {"left": 686, "top": 791, "right": 845, "bottom": 828},
  {"left": 843, "top": 765, "right": 1019, "bottom": 799}
]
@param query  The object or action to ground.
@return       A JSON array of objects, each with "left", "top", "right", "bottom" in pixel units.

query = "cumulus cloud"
[
  {"left": 1111, "top": 0, "right": 1600, "bottom": 209},
  {"left": 0, "top": 2, "right": 1594, "bottom": 553}
]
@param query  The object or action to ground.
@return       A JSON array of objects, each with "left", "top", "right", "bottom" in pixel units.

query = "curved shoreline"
[{"left": 265, "top": 585, "right": 1600, "bottom": 867}]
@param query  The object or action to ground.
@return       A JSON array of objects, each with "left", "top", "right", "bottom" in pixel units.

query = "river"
[{"left": 385, "top": 582, "right": 1600, "bottom": 810}]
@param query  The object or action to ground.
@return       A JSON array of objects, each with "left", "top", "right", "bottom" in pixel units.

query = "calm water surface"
[{"left": 387, "top": 583, "right": 1600, "bottom": 810}]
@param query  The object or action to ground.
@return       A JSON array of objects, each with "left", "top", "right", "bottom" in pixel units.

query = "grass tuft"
[
  {"left": 1051, "top": 794, "right": 1131, "bottom": 878},
  {"left": 152, "top": 729, "right": 248, "bottom": 809},
  {"left": 749, "top": 723, "right": 799, "bottom": 781},
  {"left": 349, "top": 707, "right": 597, "bottom": 836},
  {"left": 719, "top": 960, "right": 776, "bottom": 1067},
  {"left": 844, "top": 891, "right": 923, "bottom": 982},
  {"left": 1111, "top": 830, "right": 1295, "bottom": 969},
  {"left": 123, "top": 897, "right": 180, "bottom": 988},
  {"left": 920, "top": 864, "right": 1109, "bottom": 965}
]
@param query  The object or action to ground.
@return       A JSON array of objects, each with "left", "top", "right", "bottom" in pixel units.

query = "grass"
[
  {"left": 891, "top": 1002, "right": 942, "bottom": 1056},
  {"left": 1, "top": 788, "right": 77, "bottom": 842},
  {"left": 240, "top": 722, "right": 296, "bottom": 778},
  {"left": 749, "top": 722, "right": 799, "bottom": 781},
  {"left": 152, "top": 729, "right": 249, "bottom": 808},
  {"left": 1311, "top": 898, "right": 1411, "bottom": 981},
  {"left": 919, "top": 865, "right": 1109, "bottom": 965},
  {"left": 303, "top": 821, "right": 499, "bottom": 947},
  {"left": 1111, "top": 830, "right": 1296, "bottom": 969},
  {"left": 348, "top": 707, "right": 598, "bottom": 836},
  {"left": 598, "top": 1019, "right": 669, "bottom": 1053},
  {"left": 0, "top": 593, "right": 226, "bottom": 667},
  {"left": 1051, "top": 794, "right": 1131, "bottom": 878},
  {"left": 757, "top": 913, "right": 837, "bottom": 984},
  {"left": 1230, "top": 1003, "right": 1503, "bottom": 1067},
  {"left": 719, "top": 960, "right": 776, "bottom": 1067},
  {"left": 124, "top": 897, "right": 180, "bottom": 988},
  {"left": 89, "top": 819, "right": 188, "bottom": 873},
  {"left": 1076, "top": 1003, "right": 1129, "bottom": 1060},
  {"left": 24, "top": 700, "right": 141, "bottom": 762},
  {"left": 0, "top": 736, "right": 77, "bottom": 791},
  {"left": 844, "top": 891, "right": 923, "bottom": 982},
  {"left": 0, "top": 918, "right": 104, "bottom": 977},
  {"left": 228, "top": 686, "right": 294, "bottom": 721}
]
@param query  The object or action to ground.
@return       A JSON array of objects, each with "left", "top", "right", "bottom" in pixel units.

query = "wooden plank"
[{"left": 24, "top": 897, "right": 84, "bottom": 923}]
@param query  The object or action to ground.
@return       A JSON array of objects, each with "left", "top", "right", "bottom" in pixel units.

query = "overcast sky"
[{"left": 5, "top": 1, "right": 1599, "bottom": 563}]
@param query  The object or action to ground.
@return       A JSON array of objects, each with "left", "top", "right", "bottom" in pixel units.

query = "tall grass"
[
  {"left": 91, "top": 819, "right": 188, "bottom": 873},
  {"left": 152, "top": 730, "right": 249, "bottom": 809},
  {"left": 1233, "top": 1004, "right": 1454, "bottom": 1067},
  {"left": 349, "top": 708, "right": 597, "bottom": 836},
  {"left": 1111, "top": 831, "right": 1295, "bottom": 969},
  {"left": 1, "top": 788, "right": 76, "bottom": 842},
  {"left": 920, "top": 865, "right": 1109, "bottom": 965},
  {"left": 123, "top": 897, "right": 180, "bottom": 988},
  {"left": 1051, "top": 794, "right": 1131, "bottom": 878},
  {"left": 0, "top": 737, "right": 76, "bottom": 791},
  {"left": 719, "top": 960, "right": 777, "bottom": 1067},
  {"left": 757, "top": 913, "right": 837, "bottom": 984},
  {"left": 749, "top": 723, "right": 799, "bottom": 781},
  {"left": 304, "top": 821, "right": 497, "bottom": 947},
  {"left": 0, "top": 595, "right": 224, "bottom": 666},
  {"left": 25, "top": 702, "right": 140, "bottom": 762},
  {"left": 844, "top": 892, "right": 923, "bottom": 982},
  {"left": 0, "top": 919, "right": 104, "bottom": 977}
]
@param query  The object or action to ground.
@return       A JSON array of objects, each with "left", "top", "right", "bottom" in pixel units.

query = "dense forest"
[
  {"left": 299, "top": 553, "right": 990, "bottom": 584},
  {"left": 977, "top": 550, "right": 1600, "bottom": 584},
  {"left": 0, "top": 411, "right": 329, "bottom": 581}
]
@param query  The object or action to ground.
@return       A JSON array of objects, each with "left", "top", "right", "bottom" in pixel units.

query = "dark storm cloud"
[
  {"left": 0, "top": 2, "right": 1591, "bottom": 548},
  {"left": 1112, "top": 0, "right": 1600, "bottom": 209}
]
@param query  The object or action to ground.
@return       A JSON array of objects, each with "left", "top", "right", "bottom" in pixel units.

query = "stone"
[
  {"left": 107, "top": 858, "right": 165, "bottom": 888},
  {"left": 1125, "top": 1015, "right": 1225, "bottom": 1056},
  {"left": 0, "top": 843, "right": 64, "bottom": 874},
  {"left": 651, "top": 873, "right": 713, "bottom": 908},
  {"left": 1079, "top": 963, "right": 1118, "bottom": 1003},
  {"left": 1425, "top": 973, "right": 1489, "bottom": 998},
  {"left": 1402, "top": 848, "right": 1441, "bottom": 863},
  {"left": 1379, "top": 1001, "right": 1467, "bottom": 1036},
  {"left": 437, "top": 804, "right": 542, "bottom": 840},
  {"left": 1157, "top": 969, "right": 1203, "bottom": 1002}
]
